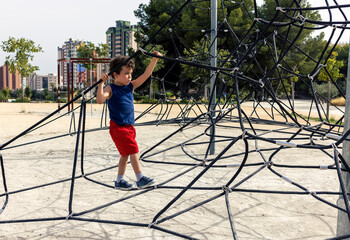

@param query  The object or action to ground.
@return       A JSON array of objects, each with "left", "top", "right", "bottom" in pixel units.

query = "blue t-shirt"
[{"left": 108, "top": 82, "right": 135, "bottom": 125}]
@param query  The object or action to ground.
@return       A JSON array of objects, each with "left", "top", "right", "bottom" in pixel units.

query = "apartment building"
[
  {"left": 106, "top": 20, "right": 138, "bottom": 58},
  {"left": 0, "top": 65, "right": 21, "bottom": 90},
  {"left": 57, "top": 38, "right": 87, "bottom": 88},
  {"left": 27, "top": 73, "right": 57, "bottom": 91},
  {"left": 57, "top": 38, "right": 109, "bottom": 89}
]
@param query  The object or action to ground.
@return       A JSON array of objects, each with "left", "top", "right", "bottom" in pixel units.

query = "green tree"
[
  {"left": 50, "top": 82, "right": 55, "bottom": 89},
  {"left": 1, "top": 37, "right": 43, "bottom": 76},
  {"left": 129, "top": 45, "right": 166, "bottom": 98},
  {"left": 0, "top": 91, "right": 5, "bottom": 102},
  {"left": 257, "top": 0, "right": 322, "bottom": 99},
  {"left": 77, "top": 41, "right": 109, "bottom": 86},
  {"left": 77, "top": 42, "right": 108, "bottom": 68},
  {"left": 43, "top": 88, "right": 49, "bottom": 100},
  {"left": 331, "top": 43, "right": 349, "bottom": 87},
  {"left": 24, "top": 86, "right": 31, "bottom": 100},
  {"left": 135, "top": 0, "right": 321, "bottom": 99},
  {"left": 259, "top": 0, "right": 320, "bottom": 46},
  {"left": 2, "top": 87, "right": 10, "bottom": 101},
  {"left": 1, "top": 37, "right": 43, "bottom": 100},
  {"left": 137, "top": 0, "right": 254, "bottom": 96},
  {"left": 318, "top": 51, "right": 344, "bottom": 118}
]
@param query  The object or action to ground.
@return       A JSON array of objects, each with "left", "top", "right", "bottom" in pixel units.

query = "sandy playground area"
[{"left": 0, "top": 101, "right": 347, "bottom": 239}]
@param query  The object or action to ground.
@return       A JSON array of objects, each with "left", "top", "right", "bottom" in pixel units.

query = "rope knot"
[
  {"left": 276, "top": 7, "right": 286, "bottom": 13},
  {"left": 254, "top": 18, "right": 261, "bottom": 23},
  {"left": 298, "top": 15, "right": 307, "bottom": 26},
  {"left": 307, "top": 74, "right": 314, "bottom": 81},
  {"left": 230, "top": 67, "right": 239, "bottom": 74},
  {"left": 202, "top": 158, "right": 207, "bottom": 167},
  {"left": 259, "top": 79, "right": 264, "bottom": 88},
  {"left": 242, "top": 130, "right": 247, "bottom": 139},
  {"left": 222, "top": 185, "right": 232, "bottom": 193}
]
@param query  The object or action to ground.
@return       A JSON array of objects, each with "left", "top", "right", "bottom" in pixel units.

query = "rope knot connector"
[
  {"left": 276, "top": 7, "right": 286, "bottom": 13},
  {"left": 222, "top": 185, "right": 232, "bottom": 193},
  {"left": 258, "top": 79, "right": 264, "bottom": 88}
]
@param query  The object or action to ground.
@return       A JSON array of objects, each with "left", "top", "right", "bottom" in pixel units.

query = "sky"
[{"left": 0, "top": 0, "right": 349, "bottom": 75}]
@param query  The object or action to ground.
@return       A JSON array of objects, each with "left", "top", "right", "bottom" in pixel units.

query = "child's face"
[{"left": 114, "top": 66, "right": 133, "bottom": 86}]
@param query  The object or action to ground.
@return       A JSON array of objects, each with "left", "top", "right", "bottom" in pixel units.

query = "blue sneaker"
[
  {"left": 136, "top": 176, "right": 155, "bottom": 189},
  {"left": 114, "top": 179, "right": 133, "bottom": 190}
]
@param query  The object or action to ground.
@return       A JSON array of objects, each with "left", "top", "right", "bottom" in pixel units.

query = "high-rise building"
[
  {"left": 58, "top": 38, "right": 87, "bottom": 88},
  {"left": 47, "top": 74, "right": 57, "bottom": 91},
  {"left": 27, "top": 73, "right": 57, "bottom": 91},
  {"left": 58, "top": 38, "right": 108, "bottom": 89},
  {"left": 0, "top": 65, "right": 21, "bottom": 90},
  {"left": 106, "top": 20, "right": 138, "bottom": 58}
]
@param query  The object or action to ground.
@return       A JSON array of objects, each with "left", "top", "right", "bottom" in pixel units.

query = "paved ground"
[{"left": 0, "top": 101, "right": 348, "bottom": 239}]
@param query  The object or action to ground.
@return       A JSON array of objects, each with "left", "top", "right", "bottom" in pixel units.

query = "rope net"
[{"left": 1, "top": 0, "right": 350, "bottom": 239}]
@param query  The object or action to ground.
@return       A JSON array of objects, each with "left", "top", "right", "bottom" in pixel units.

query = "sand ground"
[{"left": 0, "top": 101, "right": 347, "bottom": 239}]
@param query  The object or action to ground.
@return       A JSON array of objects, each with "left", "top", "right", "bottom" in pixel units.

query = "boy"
[{"left": 97, "top": 51, "right": 162, "bottom": 190}]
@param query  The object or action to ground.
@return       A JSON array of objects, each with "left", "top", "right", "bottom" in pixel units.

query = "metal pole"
[
  {"left": 58, "top": 62, "right": 61, "bottom": 110},
  {"left": 71, "top": 61, "right": 74, "bottom": 110},
  {"left": 67, "top": 61, "right": 70, "bottom": 112},
  {"left": 90, "top": 58, "right": 93, "bottom": 117},
  {"left": 209, "top": 0, "right": 217, "bottom": 155},
  {"left": 337, "top": 37, "right": 350, "bottom": 236}
]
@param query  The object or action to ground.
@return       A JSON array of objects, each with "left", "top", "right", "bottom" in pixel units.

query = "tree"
[
  {"left": 50, "top": 82, "right": 56, "bottom": 92},
  {"left": 318, "top": 51, "right": 344, "bottom": 118},
  {"left": 24, "top": 86, "right": 32, "bottom": 100},
  {"left": 77, "top": 41, "right": 109, "bottom": 87},
  {"left": 331, "top": 43, "right": 349, "bottom": 91},
  {"left": 257, "top": 0, "right": 322, "bottom": 99},
  {"left": 1, "top": 37, "right": 43, "bottom": 100},
  {"left": 43, "top": 88, "right": 49, "bottom": 100},
  {"left": 1, "top": 37, "right": 43, "bottom": 76},
  {"left": 2, "top": 87, "right": 10, "bottom": 101},
  {"left": 134, "top": 0, "right": 321, "bottom": 98},
  {"left": 129, "top": 45, "right": 166, "bottom": 98},
  {"left": 135, "top": 0, "right": 254, "bottom": 96},
  {"left": 0, "top": 91, "right": 5, "bottom": 102},
  {"left": 77, "top": 41, "right": 108, "bottom": 68}
]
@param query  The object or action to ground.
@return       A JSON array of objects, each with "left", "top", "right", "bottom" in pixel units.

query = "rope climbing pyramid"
[{"left": 1, "top": 0, "right": 350, "bottom": 239}]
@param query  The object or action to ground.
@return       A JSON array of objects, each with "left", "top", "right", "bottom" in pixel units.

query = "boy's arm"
[
  {"left": 96, "top": 73, "right": 112, "bottom": 104},
  {"left": 132, "top": 51, "right": 162, "bottom": 90}
]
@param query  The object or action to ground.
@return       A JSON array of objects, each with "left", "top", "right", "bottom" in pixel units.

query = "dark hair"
[{"left": 109, "top": 56, "right": 135, "bottom": 75}]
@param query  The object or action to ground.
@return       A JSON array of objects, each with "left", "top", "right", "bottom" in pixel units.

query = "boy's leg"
[
  {"left": 118, "top": 155, "right": 129, "bottom": 176},
  {"left": 129, "top": 153, "right": 141, "bottom": 175},
  {"left": 130, "top": 153, "right": 155, "bottom": 188},
  {"left": 114, "top": 155, "right": 133, "bottom": 190}
]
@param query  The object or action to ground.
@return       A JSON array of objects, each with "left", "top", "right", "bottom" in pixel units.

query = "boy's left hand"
[{"left": 153, "top": 51, "right": 163, "bottom": 59}]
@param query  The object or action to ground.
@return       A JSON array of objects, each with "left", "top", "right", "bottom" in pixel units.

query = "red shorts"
[{"left": 109, "top": 120, "right": 139, "bottom": 157}]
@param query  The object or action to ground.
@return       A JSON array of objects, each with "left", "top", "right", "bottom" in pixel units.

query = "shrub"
[
  {"left": 15, "top": 98, "right": 30, "bottom": 103},
  {"left": 331, "top": 97, "right": 345, "bottom": 106},
  {"left": 0, "top": 91, "right": 5, "bottom": 101},
  {"left": 311, "top": 83, "right": 340, "bottom": 100},
  {"left": 166, "top": 91, "right": 174, "bottom": 98}
]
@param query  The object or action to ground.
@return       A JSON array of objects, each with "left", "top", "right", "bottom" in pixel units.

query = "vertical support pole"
[
  {"left": 71, "top": 62, "right": 74, "bottom": 110},
  {"left": 90, "top": 58, "right": 93, "bottom": 117},
  {"left": 209, "top": 0, "right": 217, "bottom": 155},
  {"left": 58, "top": 62, "right": 61, "bottom": 110},
  {"left": 337, "top": 37, "right": 350, "bottom": 236},
  {"left": 67, "top": 62, "right": 71, "bottom": 112}
]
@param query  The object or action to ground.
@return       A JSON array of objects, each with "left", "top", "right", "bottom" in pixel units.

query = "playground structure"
[
  {"left": 1, "top": 0, "right": 350, "bottom": 239},
  {"left": 57, "top": 57, "right": 110, "bottom": 111}
]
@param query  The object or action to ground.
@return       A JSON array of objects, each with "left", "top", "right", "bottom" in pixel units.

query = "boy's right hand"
[{"left": 100, "top": 73, "right": 109, "bottom": 83}]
